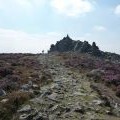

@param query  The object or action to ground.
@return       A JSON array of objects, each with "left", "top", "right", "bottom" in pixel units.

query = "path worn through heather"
[{"left": 18, "top": 54, "right": 120, "bottom": 120}]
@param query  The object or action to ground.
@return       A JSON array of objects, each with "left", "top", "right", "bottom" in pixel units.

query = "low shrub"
[
  {"left": 116, "top": 85, "right": 120, "bottom": 97},
  {"left": 0, "top": 67, "right": 13, "bottom": 77},
  {"left": 0, "top": 91, "right": 32, "bottom": 120}
]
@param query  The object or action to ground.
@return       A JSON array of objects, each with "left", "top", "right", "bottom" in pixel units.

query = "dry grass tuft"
[{"left": 0, "top": 91, "right": 33, "bottom": 120}]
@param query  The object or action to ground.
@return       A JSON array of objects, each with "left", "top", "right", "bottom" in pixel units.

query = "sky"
[{"left": 0, "top": 0, "right": 120, "bottom": 54}]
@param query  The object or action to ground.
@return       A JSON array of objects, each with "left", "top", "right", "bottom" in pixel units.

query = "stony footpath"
[{"left": 17, "top": 54, "right": 120, "bottom": 120}]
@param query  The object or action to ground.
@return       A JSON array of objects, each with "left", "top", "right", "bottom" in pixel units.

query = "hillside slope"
[{"left": 16, "top": 53, "right": 120, "bottom": 120}]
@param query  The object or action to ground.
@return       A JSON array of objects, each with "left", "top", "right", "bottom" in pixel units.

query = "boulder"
[{"left": 21, "top": 84, "right": 30, "bottom": 91}]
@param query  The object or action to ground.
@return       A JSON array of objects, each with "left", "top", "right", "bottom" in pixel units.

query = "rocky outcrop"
[
  {"left": 49, "top": 35, "right": 120, "bottom": 60},
  {"left": 91, "top": 42, "right": 102, "bottom": 56},
  {"left": 49, "top": 35, "right": 75, "bottom": 52},
  {"left": 49, "top": 35, "right": 102, "bottom": 56}
]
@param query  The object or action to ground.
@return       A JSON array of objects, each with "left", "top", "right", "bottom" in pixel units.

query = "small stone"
[
  {"left": 34, "top": 112, "right": 48, "bottom": 120},
  {"left": 51, "top": 104, "right": 59, "bottom": 111},
  {"left": 0, "top": 89, "right": 6, "bottom": 96},
  {"left": 33, "top": 84, "right": 39, "bottom": 89},
  {"left": 19, "top": 114, "right": 28, "bottom": 120},
  {"left": 28, "top": 81, "right": 33, "bottom": 87},
  {"left": 19, "top": 113, "right": 35, "bottom": 120},
  {"left": 30, "top": 97, "right": 46, "bottom": 104},
  {"left": 50, "top": 83, "right": 59, "bottom": 89},
  {"left": 106, "top": 110, "right": 113, "bottom": 115},
  {"left": 33, "top": 90, "right": 40, "bottom": 95},
  {"left": 74, "top": 106, "right": 85, "bottom": 114},
  {"left": 65, "top": 107, "right": 71, "bottom": 113},
  {"left": 73, "top": 92, "right": 86, "bottom": 96},
  {"left": 1, "top": 98, "right": 8, "bottom": 103},
  {"left": 92, "top": 100, "right": 103, "bottom": 105},
  {"left": 40, "top": 89, "right": 52, "bottom": 98},
  {"left": 21, "top": 84, "right": 30, "bottom": 91},
  {"left": 18, "top": 105, "right": 32, "bottom": 113},
  {"left": 47, "top": 93, "right": 58, "bottom": 101}
]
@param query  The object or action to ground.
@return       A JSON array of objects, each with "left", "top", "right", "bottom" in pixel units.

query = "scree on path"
[{"left": 18, "top": 53, "right": 120, "bottom": 120}]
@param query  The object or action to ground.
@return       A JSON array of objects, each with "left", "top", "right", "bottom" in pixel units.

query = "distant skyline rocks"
[{"left": 49, "top": 35, "right": 102, "bottom": 56}]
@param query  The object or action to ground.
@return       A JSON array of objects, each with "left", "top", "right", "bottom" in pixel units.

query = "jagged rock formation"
[
  {"left": 49, "top": 35, "right": 102, "bottom": 56},
  {"left": 49, "top": 35, "right": 120, "bottom": 60},
  {"left": 91, "top": 42, "right": 102, "bottom": 56}
]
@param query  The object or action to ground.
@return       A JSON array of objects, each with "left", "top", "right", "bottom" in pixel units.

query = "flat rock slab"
[{"left": 18, "top": 105, "right": 32, "bottom": 113}]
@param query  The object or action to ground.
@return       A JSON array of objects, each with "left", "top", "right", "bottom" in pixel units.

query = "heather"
[
  {"left": 0, "top": 53, "right": 53, "bottom": 120},
  {"left": 63, "top": 52, "right": 120, "bottom": 97}
]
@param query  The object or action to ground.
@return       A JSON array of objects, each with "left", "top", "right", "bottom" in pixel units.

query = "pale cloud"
[
  {"left": 0, "top": 0, "right": 94, "bottom": 16},
  {"left": 14, "top": 0, "right": 32, "bottom": 9},
  {"left": 93, "top": 25, "right": 107, "bottom": 32},
  {"left": 51, "top": 0, "right": 94, "bottom": 16},
  {"left": 15, "top": 0, "right": 46, "bottom": 8},
  {"left": 114, "top": 4, "right": 120, "bottom": 15},
  {"left": 0, "top": 28, "right": 62, "bottom": 53},
  {"left": 0, "top": 0, "right": 46, "bottom": 14}
]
